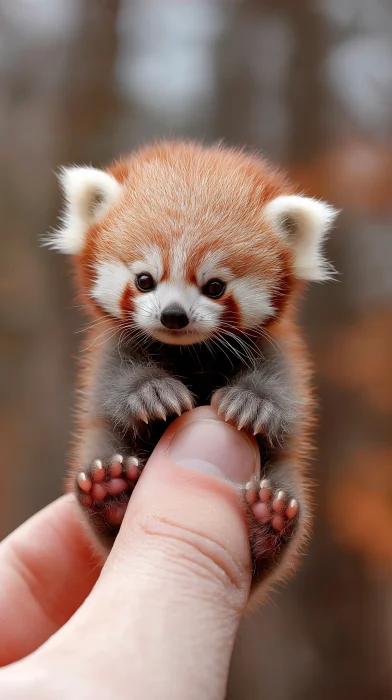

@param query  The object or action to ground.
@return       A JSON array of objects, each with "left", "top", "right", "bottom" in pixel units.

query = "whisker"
[
  {"left": 210, "top": 334, "right": 235, "bottom": 371},
  {"left": 81, "top": 326, "right": 121, "bottom": 353}
]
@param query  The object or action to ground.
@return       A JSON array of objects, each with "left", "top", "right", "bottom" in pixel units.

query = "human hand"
[{"left": 0, "top": 406, "right": 259, "bottom": 700}]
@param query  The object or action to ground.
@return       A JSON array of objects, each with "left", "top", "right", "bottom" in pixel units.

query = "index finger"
[{"left": 0, "top": 495, "right": 102, "bottom": 666}]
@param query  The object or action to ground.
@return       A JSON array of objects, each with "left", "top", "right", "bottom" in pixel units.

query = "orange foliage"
[
  {"left": 290, "top": 140, "right": 392, "bottom": 215},
  {"left": 330, "top": 449, "right": 392, "bottom": 571},
  {"left": 319, "top": 310, "right": 392, "bottom": 414}
]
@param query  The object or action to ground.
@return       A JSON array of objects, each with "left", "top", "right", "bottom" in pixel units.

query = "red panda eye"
[
  {"left": 136, "top": 273, "right": 156, "bottom": 292},
  {"left": 202, "top": 279, "right": 226, "bottom": 299}
]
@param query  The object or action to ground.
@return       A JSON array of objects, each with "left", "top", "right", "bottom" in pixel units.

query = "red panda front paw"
[
  {"left": 127, "top": 377, "right": 194, "bottom": 424},
  {"left": 211, "top": 386, "right": 284, "bottom": 442},
  {"left": 75, "top": 454, "right": 141, "bottom": 534}
]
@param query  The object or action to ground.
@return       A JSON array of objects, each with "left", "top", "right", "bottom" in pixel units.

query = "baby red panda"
[{"left": 52, "top": 141, "right": 337, "bottom": 598}]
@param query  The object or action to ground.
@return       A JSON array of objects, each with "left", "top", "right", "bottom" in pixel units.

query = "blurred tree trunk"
[
  {"left": 284, "top": 4, "right": 392, "bottom": 700},
  {"left": 0, "top": 0, "right": 120, "bottom": 537},
  {"left": 224, "top": 1, "right": 392, "bottom": 699},
  {"left": 58, "top": 0, "right": 121, "bottom": 165},
  {"left": 283, "top": 0, "right": 327, "bottom": 164}
]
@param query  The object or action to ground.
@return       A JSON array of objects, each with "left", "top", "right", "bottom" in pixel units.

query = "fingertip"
[{"left": 153, "top": 405, "right": 260, "bottom": 485}]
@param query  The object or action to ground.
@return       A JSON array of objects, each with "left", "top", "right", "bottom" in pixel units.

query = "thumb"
[
  {"left": 25, "top": 407, "right": 259, "bottom": 700},
  {"left": 114, "top": 403, "right": 259, "bottom": 606}
]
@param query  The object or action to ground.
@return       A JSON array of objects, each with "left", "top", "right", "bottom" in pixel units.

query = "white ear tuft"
[
  {"left": 53, "top": 166, "right": 123, "bottom": 255},
  {"left": 264, "top": 195, "right": 339, "bottom": 281}
]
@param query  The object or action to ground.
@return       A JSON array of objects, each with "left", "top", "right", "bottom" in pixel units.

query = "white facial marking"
[
  {"left": 130, "top": 245, "right": 164, "bottom": 281},
  {"left": 170, "top": 239, "right": 188, "bottom": 281},
  {"left": 196, "top": 251, "right": 228, "bottom": 286},
  {"left": 230, "top": 277, "right": 275, "bottom": 327},
  {"left": 91, "top": 260, "right": 131, "bottom": 318}
]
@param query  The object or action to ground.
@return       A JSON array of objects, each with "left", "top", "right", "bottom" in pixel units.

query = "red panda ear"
[
  {"left": 54, "top": 166, "right": 123, "bottom": 254},
  {"left": 263, "top": 195, "right": 339, "bottom": 281}
]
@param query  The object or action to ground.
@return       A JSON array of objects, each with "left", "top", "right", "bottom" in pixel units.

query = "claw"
[
  {"left": 125, "top": 456, "right": 139, "bottom": 468},
  {"left": 237, "top": 416, "right": 249, "bottom": 431},
  {"left": 272, "top": 489, "right": 286, "bottom": 513},
  {"left": 77, "top": 472, "right": 92, "bottom": 493},
  {"left": 213, "top": 398, "right": 223, "bottom": 415},
  {"left": 124, "top": 455, "right": 140, "bottom": 481},
  {"left": 92, "top": 459, "right": 106, "bottom": 481},
  {"left": 155, "top": 403, "right": 168, "bottom": 421},
  {"left": 183, "top": 396, "right": 194, "bottom": 412},
  {"left": 253, "top": 419, "right": 265, "bottom": 435},
  {"left": 259, "top": 479, "right": 271, "bottom": 503},
  {"left": 224, "top": 406, "right": 237, "bottom": 422},
  {"left": 245, "top": 481, "right": 258, "bottom": 505},
  {"left": 139, "top": 409, "right": 149, "bottom": 424},
  {"left": 109, "top": 454, "right": 123, "bottom": 478},
  {"left": 286, "top": 498, "right": 299, "bottom": 519},
  {"left": 173, "top": 401, "right": 183, "bottom": 417}
]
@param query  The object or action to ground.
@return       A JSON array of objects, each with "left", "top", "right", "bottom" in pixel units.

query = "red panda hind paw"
[
  {"left": 245, "top": 479, "right": 299, "bottom": 531},
  {"left": 75, "top": 454, "right": 141, "bottom": 529},
  {"left": 244, "top": 478, "right": 300, "bottom": 580}
]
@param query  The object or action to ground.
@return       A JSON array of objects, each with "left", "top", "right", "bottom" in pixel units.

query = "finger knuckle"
[{"left": 135, "top": 513, "right": 248, "bottom": 603}]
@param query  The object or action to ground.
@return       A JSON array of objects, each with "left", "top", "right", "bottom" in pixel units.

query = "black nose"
[{"left": 160, "top": 304, "right": 189, "bottom": 330}]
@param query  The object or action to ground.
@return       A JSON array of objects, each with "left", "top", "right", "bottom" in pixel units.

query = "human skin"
[{"left": 0, "top": 407, "right": 260, "bottom": 700}]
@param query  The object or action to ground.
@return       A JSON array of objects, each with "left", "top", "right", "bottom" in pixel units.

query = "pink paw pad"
[
  {"left": 76, "top": 454, "right": 140, "bottom": 525},
  {"left": 245, "top": 479, "right": 299, "bottom": 533}
]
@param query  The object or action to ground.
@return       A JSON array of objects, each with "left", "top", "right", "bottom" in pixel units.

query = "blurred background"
[{"left": 1, "top": 0, "right": 392, "bottom": 697}]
